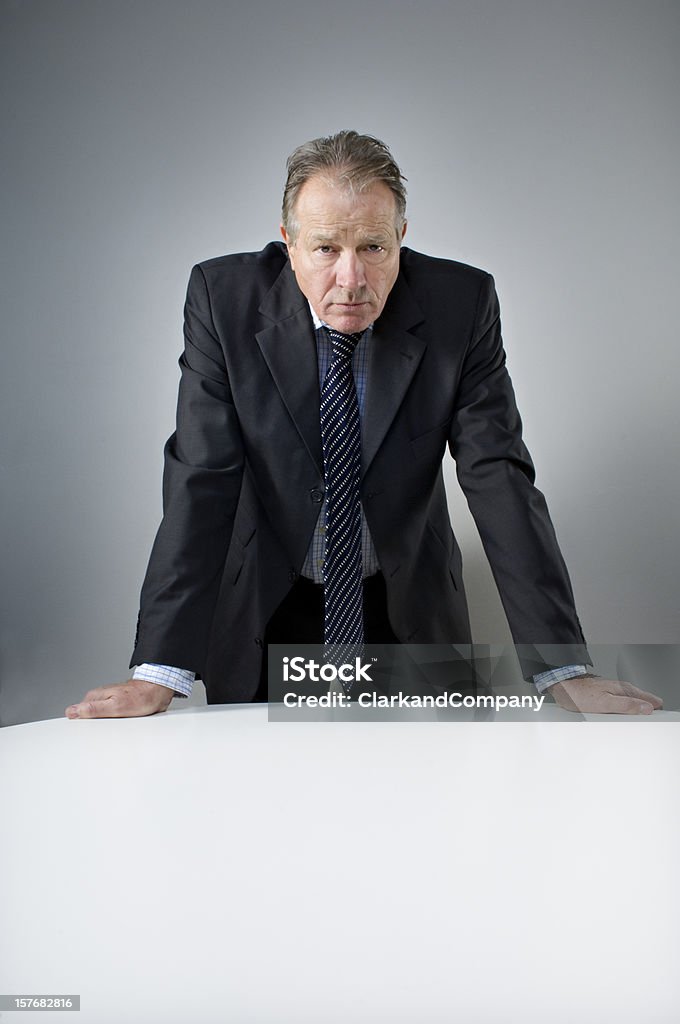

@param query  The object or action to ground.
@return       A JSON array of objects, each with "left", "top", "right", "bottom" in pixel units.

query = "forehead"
[{"left": 293, "top": 174, "right": 397, "bottom": 237}]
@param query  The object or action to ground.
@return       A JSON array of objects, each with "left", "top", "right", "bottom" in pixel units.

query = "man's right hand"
[{"left": 65, "top": 680, "right": 174, "bottom": 719}]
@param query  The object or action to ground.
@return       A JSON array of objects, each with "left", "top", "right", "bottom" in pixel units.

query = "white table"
[{"left": 1, "top": 704, "right": 679, "bottom": 1023}]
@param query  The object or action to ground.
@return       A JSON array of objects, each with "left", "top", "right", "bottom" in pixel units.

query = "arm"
[
  {"left": 66, "top": 265, "right": 243, "bottom": 719},
  {"left": 449, "top": 276, "right": 662, "bottom": 714},
  {"left": 449, "top": 273, "right": 589, "bottom": 676},
  {"left": 130, "top": 263, "right": 245, "bottom": 673}
]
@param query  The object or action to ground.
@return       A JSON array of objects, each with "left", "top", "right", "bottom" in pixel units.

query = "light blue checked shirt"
[{"left": 133, "top": 305, "right": 587, "bottom": 697}]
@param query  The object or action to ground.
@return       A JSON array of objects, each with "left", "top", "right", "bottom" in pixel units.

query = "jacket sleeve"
[
  {"left": 129, "top": 264, "right": 244, "bottom": 676},
  {"left": 449, "top": 273, "right": 592, "bottom": 678}
]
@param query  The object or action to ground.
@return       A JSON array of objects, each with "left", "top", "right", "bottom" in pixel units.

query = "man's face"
[{"left": 280, "top": 174, "right": 407, "bottom": 334}]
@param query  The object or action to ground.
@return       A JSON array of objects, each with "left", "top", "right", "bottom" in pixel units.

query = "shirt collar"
[{"left": 308, "top": 301, "right": 373, "bottom": 335}]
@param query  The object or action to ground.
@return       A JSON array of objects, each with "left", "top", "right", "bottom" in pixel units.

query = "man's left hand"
[{"left": 549, "top": 676, "right": 663, "bottom": 715}]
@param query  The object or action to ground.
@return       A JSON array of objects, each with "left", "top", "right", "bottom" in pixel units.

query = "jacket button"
[
  {"left": 288, "top": 569, "right": 298, "bottom": 582},
  {"left": 310, "top": 488, "right": 324, "bottom": 503},
  {"left": 254, "top": 637, "right": 263, "bottom": 648}
]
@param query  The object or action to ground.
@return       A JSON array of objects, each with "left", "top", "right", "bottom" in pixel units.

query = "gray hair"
[{"left": 282, "top": 130, "right": 407, "bottom": 242}]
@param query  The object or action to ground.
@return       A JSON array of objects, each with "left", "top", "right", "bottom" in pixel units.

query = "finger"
[
  {"left": 66, "top": 682, "right": 170, "bottom": 719},
  {"left": 66, "top": 687, "right": 124, "bottom": 718},
  {"left": 81, "top": 687, "right": 115, "bottom": 701},
  {"left": 559, "top": 678, "right": 664, "bottom": 714},
  {"left": 552, "top": 682, "right": 655, "bottom": 715},
  {"left": 618, "top": 681, "right": 664, "bottom": 709},
  {"left": 66, "top": 695, "right": 124, "bottom": 719},
  {"left": 587, "top": 694, "right": 655, "bottom": 716}
]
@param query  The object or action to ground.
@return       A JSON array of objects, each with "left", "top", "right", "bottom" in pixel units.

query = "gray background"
[{"left": 1, "top": 0, "right": 678, "bottom": 726}]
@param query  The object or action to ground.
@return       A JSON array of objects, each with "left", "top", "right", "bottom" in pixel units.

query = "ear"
[
  {"left": 400, "top": 221, "right": 408, "bottom": 241},
  {"left": 280, "top": 224, "right": 295, "bottom": 266}
]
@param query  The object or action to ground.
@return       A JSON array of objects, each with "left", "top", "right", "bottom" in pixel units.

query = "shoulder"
[
  {"left": 399, "top": 246, "right": 493, "bottom": 291},
  {"left": 196, "top": 240, "right": 287, "bottom": 277},
  {"left": 190, "top": 241, "right": 287, "bottom": 292},
  {"left": 396, "top": 248, "right": 497, "bottom": 329},
  {"left": 185, "top": 241, "right": 289, "bottom": 312}
]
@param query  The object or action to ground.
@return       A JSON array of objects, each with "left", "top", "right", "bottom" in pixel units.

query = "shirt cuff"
[
  {"left": 131, "top": 664, "right": 195, "bottom": 698},
  {"left": 532, "top": 664, "right": 591, "bottom": 694}
]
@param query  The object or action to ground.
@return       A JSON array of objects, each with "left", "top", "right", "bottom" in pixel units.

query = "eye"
[
  {"left": 366, "top": 244, "right": 385, "bottom": 253},
  {"left": 316, "top": 245, "right": 334, "bottom": 254}
]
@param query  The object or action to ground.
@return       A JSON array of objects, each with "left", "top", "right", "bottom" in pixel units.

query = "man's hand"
[
  {"left": 65, "top": 680, "right": 174, "bottom": 719},
  {"left": 549, "top": 676, "right": 663, "bottom": 715}
]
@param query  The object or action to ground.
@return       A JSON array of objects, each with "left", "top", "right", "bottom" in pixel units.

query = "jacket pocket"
[
  {"left": 235, "top": 521, "right": 256, "bottom": 548},
  {"left": 410, "top": 420, "right": 450, "bottom": 461},
  {"left": 426, "top": 520, "right": 460, "bottom": 592}
]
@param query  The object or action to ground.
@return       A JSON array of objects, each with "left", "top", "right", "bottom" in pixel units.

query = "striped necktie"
[{"left": 320, "top": 327, "right": 364, "bottom": 661}]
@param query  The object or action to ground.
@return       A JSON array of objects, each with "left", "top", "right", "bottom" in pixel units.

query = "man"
[{"left": 66, "top": 131, "right": 662, "bottom": 719}]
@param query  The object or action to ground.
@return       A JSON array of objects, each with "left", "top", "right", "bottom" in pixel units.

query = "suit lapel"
[
  {"left": 361, "top": 271, "right": 426, "bottom": 477},
  {"left": 255, "top": 256, "right": 427, "bottom": 481},
  {"left": 256, "top": 263, "right": 324, "bottom": 477}
]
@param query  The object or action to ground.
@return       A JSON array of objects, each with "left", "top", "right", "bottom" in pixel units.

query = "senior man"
[{"left": 66, "top": 130, "right": 662, "bottom": 719}]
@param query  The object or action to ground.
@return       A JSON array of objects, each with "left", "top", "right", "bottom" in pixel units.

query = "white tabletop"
[{"left": 1, "top": 704, "right": 679, "bottom": 1023}]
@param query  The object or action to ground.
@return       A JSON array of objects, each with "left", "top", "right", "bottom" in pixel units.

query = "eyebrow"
[{"left": 308, "top": 231, "right": 393, "bottom": 245}]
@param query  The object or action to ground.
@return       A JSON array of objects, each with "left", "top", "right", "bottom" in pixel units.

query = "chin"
[{"left": 326, "top": 308, "right": 375, "bottom": 333}]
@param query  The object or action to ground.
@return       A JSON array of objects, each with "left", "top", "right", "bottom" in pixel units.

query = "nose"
[{"left": 335, "top": 250, "right": 366, "bottom": 292}]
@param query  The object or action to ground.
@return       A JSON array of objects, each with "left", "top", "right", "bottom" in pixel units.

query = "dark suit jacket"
[{"left": 130, "top": 241, "right": 590, "bottom": 702}]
